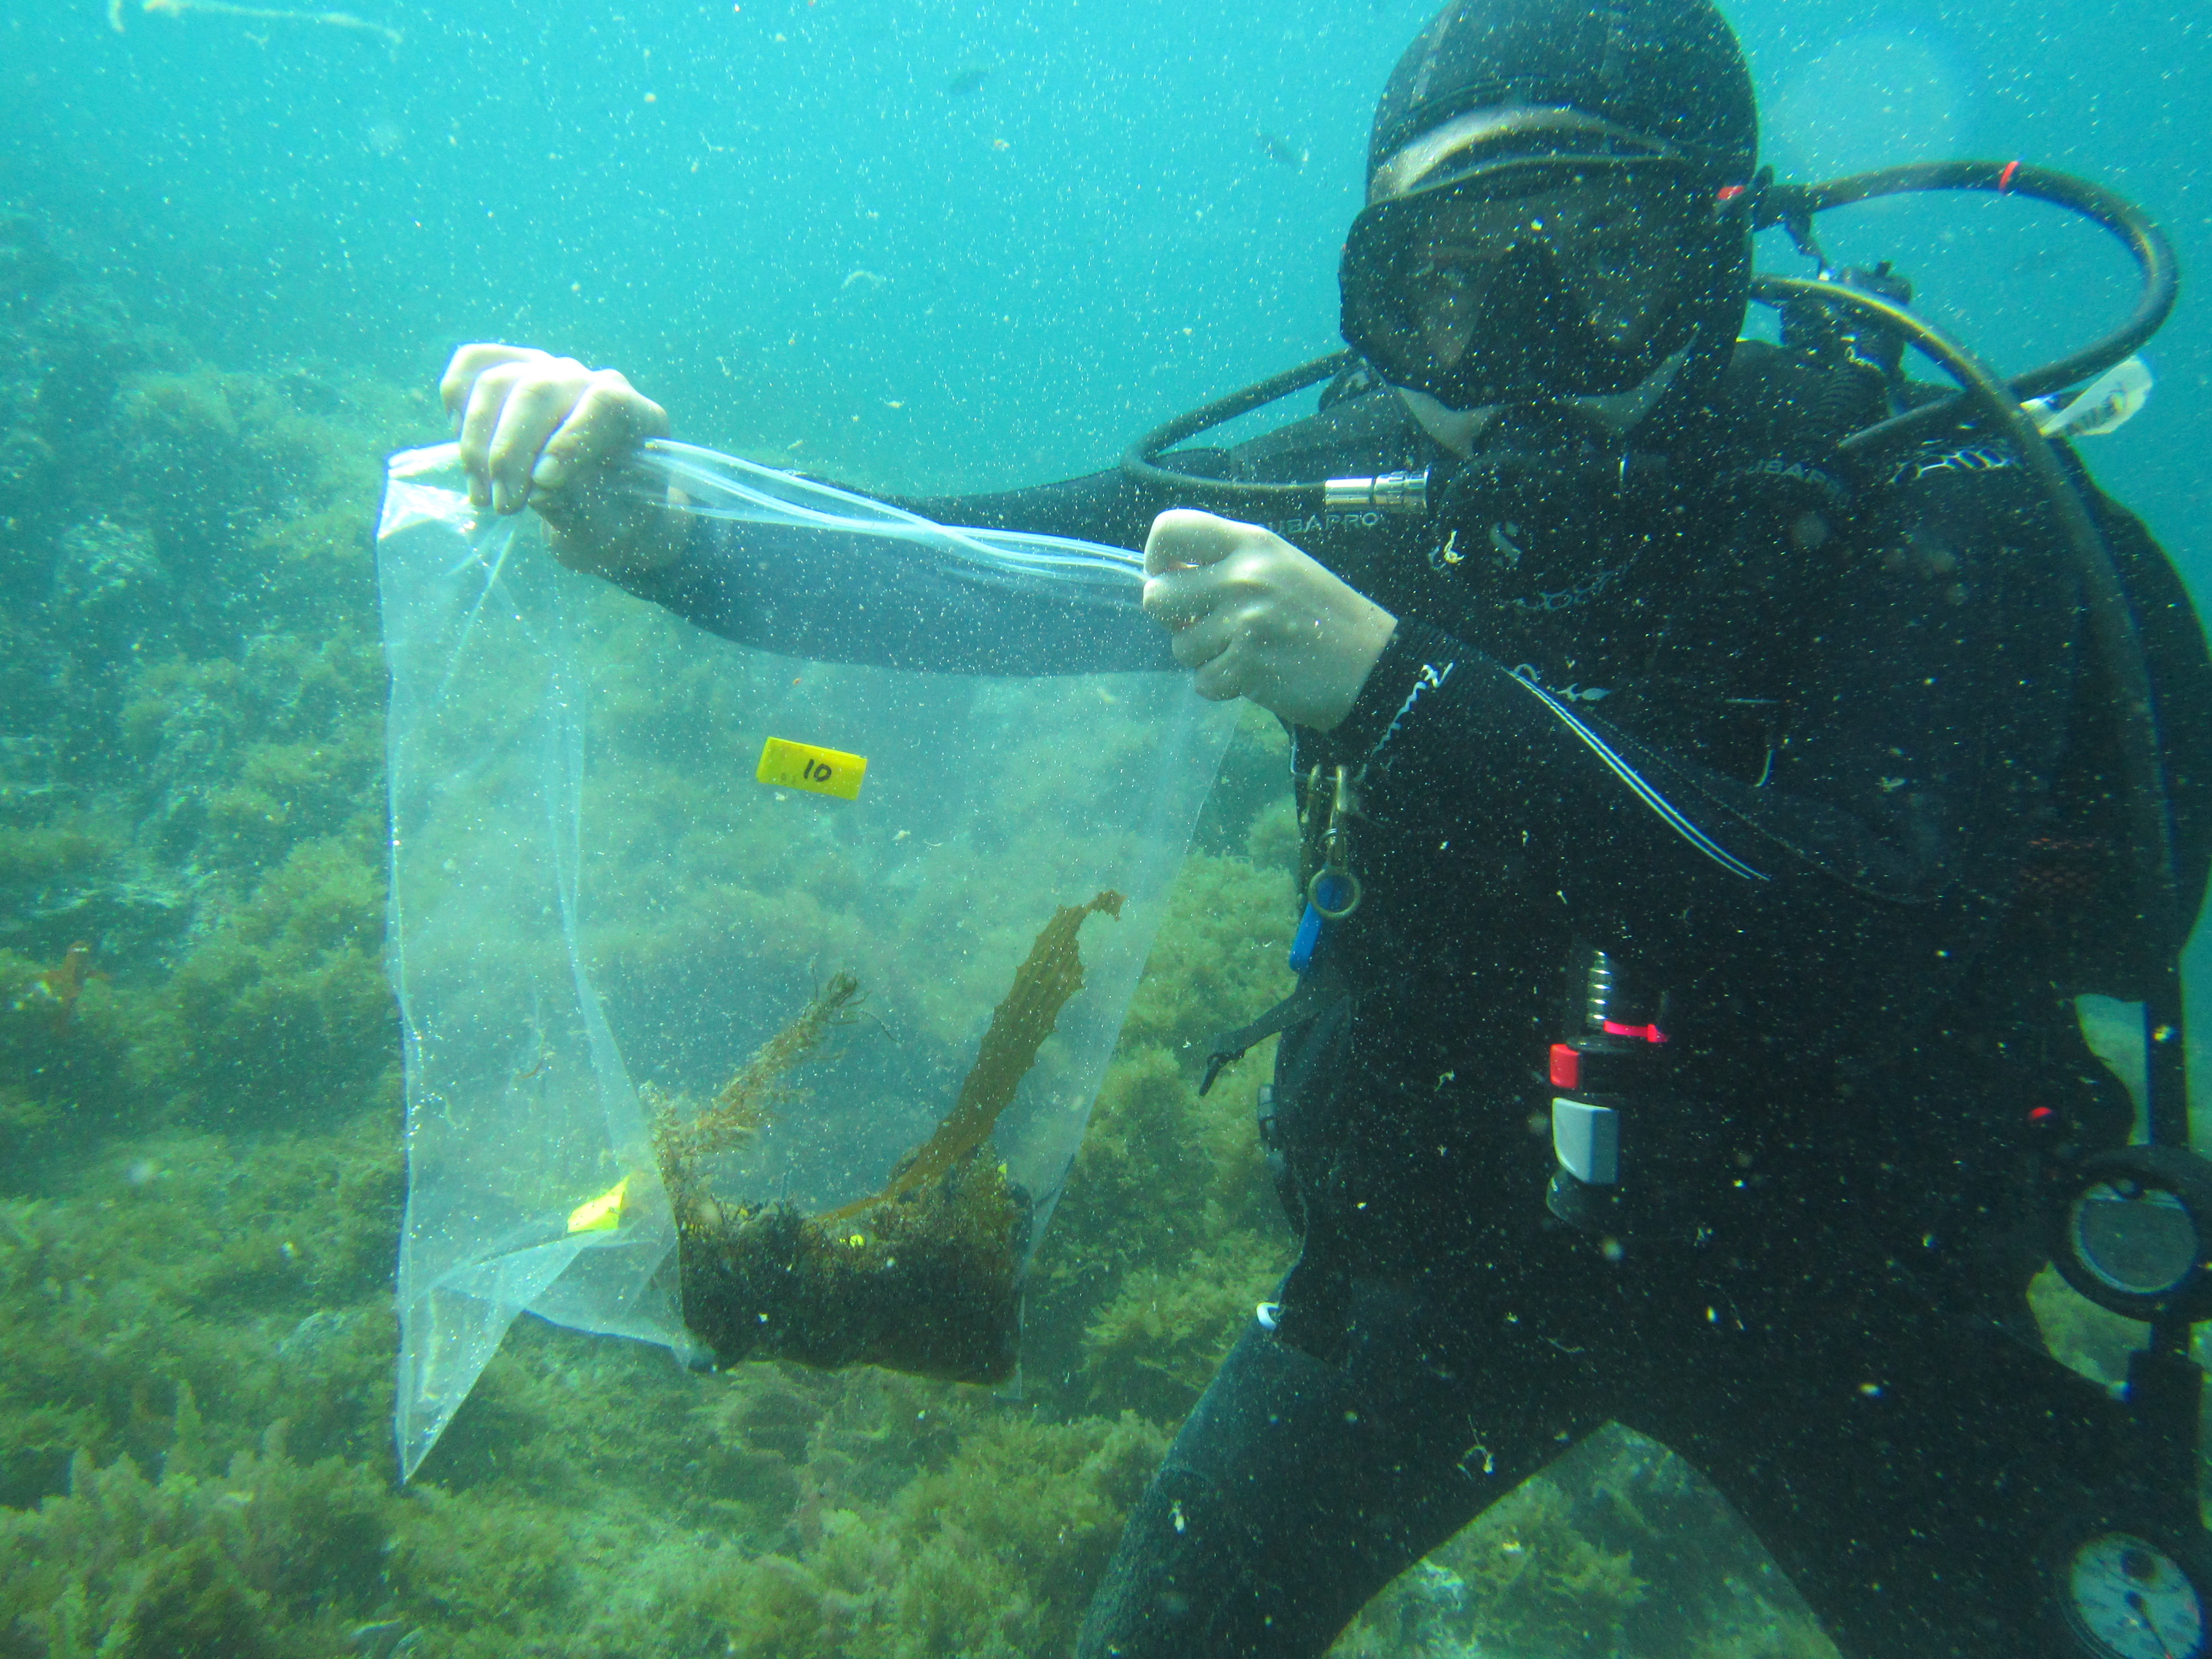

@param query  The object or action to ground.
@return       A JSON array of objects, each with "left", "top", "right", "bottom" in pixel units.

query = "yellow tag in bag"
[{"left": 757, "top": 737, "right": 868, "bottom": 801}]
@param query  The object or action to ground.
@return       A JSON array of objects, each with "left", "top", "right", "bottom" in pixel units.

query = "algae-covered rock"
[
  {"left": 661, "top": 1401, "right": 1169, "bottom": 1659},
  {"left": 97, "top": 1532, "right": 278, "bottom": 1659},
  {"left": 0, "top": 1416, "right": 398, "bottom": 1659},
  {"left": 153, "top": 834, "right": 396, "bottom": 1125},
  {"left": 1115, "top": 851, "right": 1296, "bottom": 1056},
  {"left": 50, "top": 515, "right": 171, "bottom": 659},
  {"left": 681, "top": 1173, "right": 1031, "bottom": 1383},
  {"left": 1078, "top": 1235, "right": 1285, "bottom": 1418},
  {"left": 122, "top": 627, "right": 385, "bottom": 878},
  {"left": 0, "top": 1119, "right": 402, "bottom": 1506}
]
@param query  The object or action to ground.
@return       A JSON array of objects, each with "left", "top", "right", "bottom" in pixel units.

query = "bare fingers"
[
  {"left": 453, "top": 356, "right": 573, "bottom": 512},
  {"left": 532, "top": 371, "right": 669, "bottom": 496},
  {"left": 439, "top": 342, "right": 546, "bottom": 421}
]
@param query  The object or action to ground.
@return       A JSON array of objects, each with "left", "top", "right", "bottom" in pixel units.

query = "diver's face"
[
  {"left": 1341, "top": 108, "right": 1737, "bottom": 409},
  {"left": 1400, "top": 170, "right": 1691, "bottom": 375}
]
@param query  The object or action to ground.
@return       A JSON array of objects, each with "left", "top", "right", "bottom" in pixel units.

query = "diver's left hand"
[{"left": 1142, "top": 510, "right": 1397, "bottom": 731}]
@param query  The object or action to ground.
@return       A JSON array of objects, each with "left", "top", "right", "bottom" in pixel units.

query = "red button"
[{"left": 1550, "top": 1043, "right": 1581, "bottom": 1089}]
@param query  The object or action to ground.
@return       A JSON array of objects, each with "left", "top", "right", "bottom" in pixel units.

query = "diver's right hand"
[{"left": 440, "top": 343, "right": 685, "bottom": 579}]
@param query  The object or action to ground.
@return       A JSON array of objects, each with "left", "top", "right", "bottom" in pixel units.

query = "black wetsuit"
[{"left": 627, "top": 352, "right": 2182, "bottom": 1659}]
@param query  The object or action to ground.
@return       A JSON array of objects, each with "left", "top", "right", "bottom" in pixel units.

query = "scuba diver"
[{"left": 440, "top": 0, "right": 2212, "bottom": 1653}]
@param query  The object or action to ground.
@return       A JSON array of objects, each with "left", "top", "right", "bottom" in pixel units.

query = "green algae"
[
  {"left": 156, "top": 832, "right": 397, "bottom": 1126},
  {"left": 0, "top": 1392, "right": 396, "bottom": 1659},
  {"left": 0, "top": 1117, "right": 403, "bottom": 1507}
]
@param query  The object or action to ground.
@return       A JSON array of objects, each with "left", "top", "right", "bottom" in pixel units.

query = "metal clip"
[{"left": 1307, "top": 764, "right": 1363, "bottom": 920}]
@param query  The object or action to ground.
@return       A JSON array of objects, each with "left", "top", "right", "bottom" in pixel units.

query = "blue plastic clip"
[{"left": 1289, "top": 870, "right": 1357, "bottom": 974}]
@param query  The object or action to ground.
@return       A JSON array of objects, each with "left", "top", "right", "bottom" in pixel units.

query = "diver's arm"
[
  {"left": 1312, "top": 457, "right": 2080, "bottom": 968},
  {"left": 609, "top": 389, "right": 1417, "bottom": 673},
  {"left": 618, "top": 466, "right": 1181, "bottom": 674}
]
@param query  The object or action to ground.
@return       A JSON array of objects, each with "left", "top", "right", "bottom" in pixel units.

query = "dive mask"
[{"left": 1341, "top": 107, "right": 1741, "bottom": 407}]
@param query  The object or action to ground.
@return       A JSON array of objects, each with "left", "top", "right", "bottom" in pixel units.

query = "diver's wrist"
[
  {"left": 538, "top": 483, "right": 690, "bottom": 579},
  {"left": 1308, "top": 606, "right": 1399, "bottom": 732},
  {"left": 1324, "top": 617, "right": 1449, "bottom": 751}
]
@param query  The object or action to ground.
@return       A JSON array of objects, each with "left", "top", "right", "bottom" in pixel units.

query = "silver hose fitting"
[{"left": 1322, "top": 470, "right": 1428, "bottom": 516}]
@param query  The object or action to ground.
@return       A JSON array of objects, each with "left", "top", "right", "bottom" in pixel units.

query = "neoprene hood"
[{"left": 1370, "top": 0, "right": 1759, "bottom": 186}]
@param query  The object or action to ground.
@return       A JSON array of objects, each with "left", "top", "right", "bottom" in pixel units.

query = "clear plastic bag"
[{"left": 377, "top": 442, "right": 1233, "bottom": 1479}]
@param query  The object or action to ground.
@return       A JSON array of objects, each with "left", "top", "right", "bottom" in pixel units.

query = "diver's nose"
[{"left": 1480, "top": 237, "right": 1573, "bottom": 341}]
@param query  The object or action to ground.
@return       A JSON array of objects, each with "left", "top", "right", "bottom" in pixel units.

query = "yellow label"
[
  {"left": 566, "top": 1175, "right": 630, "bottom": 1234},
  {"left": 758, "top": 737, "right": 868, "bottom": 801}
]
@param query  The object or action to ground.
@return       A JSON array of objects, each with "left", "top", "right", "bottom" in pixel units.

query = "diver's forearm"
[{"left": 617, "top": 509, "right": 1174, "bottom": 674}]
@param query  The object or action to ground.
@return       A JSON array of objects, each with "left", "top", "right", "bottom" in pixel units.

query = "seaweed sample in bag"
[{"left": 656, "top": 891, "right": 1125, "bottom": 1383}]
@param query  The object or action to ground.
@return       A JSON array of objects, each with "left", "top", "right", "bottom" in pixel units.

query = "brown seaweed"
[
  {"left": 672, "top": 1156, "right": 1032, "bottom": 1380},
  {"left": 823, "top": 889, "right": 1123, "bottom": 1221},
  {"left": 650, "top": 971, "right": 860, "bottom": 1194},
  {"left": 659, "top": 892, "right": 1124, "bottom": 1383}
]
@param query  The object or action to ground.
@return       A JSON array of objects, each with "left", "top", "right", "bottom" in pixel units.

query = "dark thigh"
[
  {"left": 1076, "top": 1292, "right": 1603, "bottom": 1659},
  {"left": 1637, "top": 1310, "right": 2136, "bottom": 1659}
]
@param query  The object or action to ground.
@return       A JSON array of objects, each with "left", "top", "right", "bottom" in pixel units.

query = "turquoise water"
[
  {"left": 3, "top": 2, "right": 2210, "bottom": 1656},
  {"left": 8, "top": 0, "right": 2205, "bottom": 508}
]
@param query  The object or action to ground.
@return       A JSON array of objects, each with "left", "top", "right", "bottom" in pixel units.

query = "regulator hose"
[
  {"left": 1754, "top": 159, "right": 2178, "bottom": 452},
  {"left": 1119, "top": 352, "right": 1353, "bottom": 513}
]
